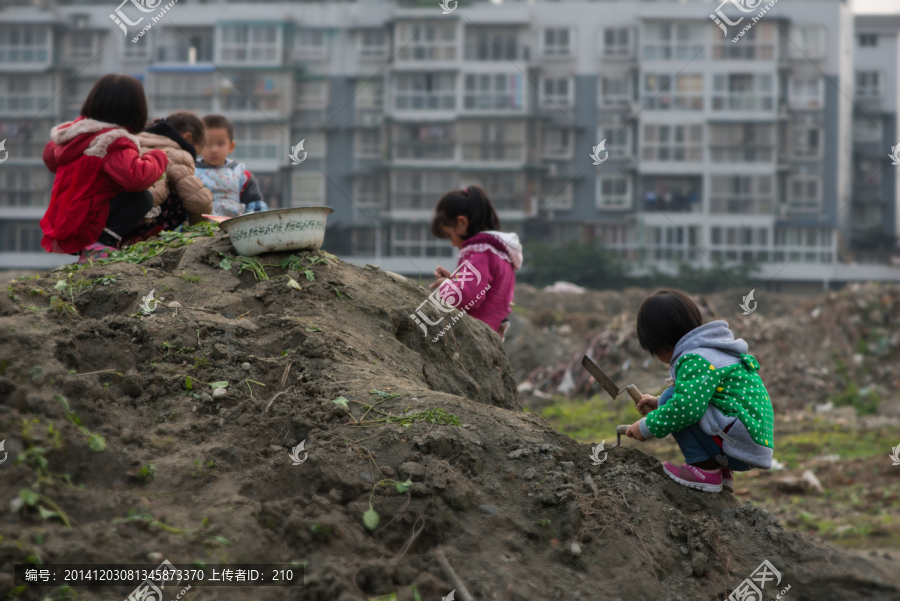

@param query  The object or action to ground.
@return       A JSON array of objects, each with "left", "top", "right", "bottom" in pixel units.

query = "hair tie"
[{"left": 463, "top": 186, "right": 470, "bottom": 195}]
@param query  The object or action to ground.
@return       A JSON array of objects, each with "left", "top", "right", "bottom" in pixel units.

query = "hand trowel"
[{"left": 581, "top": 356, "right": 646, "bottom": 446}]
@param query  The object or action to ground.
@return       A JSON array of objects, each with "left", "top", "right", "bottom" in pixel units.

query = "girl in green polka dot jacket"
[{"left": 624, "top": 290, "right": 774, "bottom": 494}]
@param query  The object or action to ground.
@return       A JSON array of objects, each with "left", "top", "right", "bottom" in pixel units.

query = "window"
[
  {"left": 0, "top": 26, "right": 51, "bottom": 65},
  {"left": 295, "top": 80, "right": 329, "bottom": 109},
  {"left": 597, "top": 176, "right": 630, "bottom": 209},
  {"left": 639, "top": 176, "right": 702, "bottom": 212},
  {"left": 856, "top": 71, "right": 880, "bottom": 98},
  {"left": 0, "top": 167, "right": 52, "bottom": 207},
  {"left": 712, "top": 74, "right": 774, "bottom": 111},
  {"left": 463, "top": 73, "right": 524, "bottom": 111},
  {"left": 542, "top": 28, "right": 572, "bottom": 57},
  {"left": 394, "top": 73, "right": 455, "bottom": 111},
  {"left": 789, "top": 77, "right": 823, "bottom": 109},
  {"left": 391, "top": 223, "right": 453, "bottom": 258},
  {"left": 220, "top": 24, "right": 280, "bottom": 63},
  {"left": 543, "top": 127, "right": 573, "bottom": 159},
  {"left": 709, "top": 123, "right": 775, "bottom": 163},
  {"left": 68, "top": 32, "right": 95, "bottom": 61},
  {"left": 397, "top": 23, "right": 456, "bottom": 61},
  {"left": 0, "top": 220, "right": 43, "bottom": 252},
  {"left": 853, "top": 114, "right": 882, "bottom": 143},
  {"left": 124, "top": 32, "right": 150, "bottom": 60},
  {"left": 392, "top": 172, "right": 456, "bottom": 210},
  {"left": 710, "top": 226, "right": 771, "bottom": 262},
  {"left": 643, "top": 73, "right": 703, "bottom": 110},
  {"left": 351, "top": 228, "right": 377, "bottom": 255},
  {"left": 0, "top": 76, "right": 57, "bottom": 114},
  {"left": 148, "top": 73, "right": 214, "bottom": 112},
  {"left": 464, "top": 172, "right": 526, "bottom": 212},
  {"left": 642, "top": 124, "right": 703, "bottom": 162},
  {"left": 291, "top": 172, "right": 326, "bottom": 206},
  {"left": 541, "top": 177, "right": 573, "bottom": 210},
  {"left": 710, "top": 175, "right": 773, "bottom": 214},
  {"left": 231, "top": 123, "right": 281, "bottom": 161},
  {"left": 790, "top": 123, "right": 822, "bottom": 159},
  {"left": 356, "top": 79, "right": 384, "bottom": 126},
  {"left": 788, "top": 175, "right": 821, "bottom": 211},
  {"left": 292, "top": 131, "right": 326, "bottom": 159},
  {"left": 353, "top": 177, "right": 384, "bottom": 208},
  {"left": 460, "top": 121, "right": 526, "bottom": 162},
  {"left": 642, "top": 23, "right": 705, "bottom": 61},
  {"left": 355, "top": 130, "right": 381, "bottom": 159},
  {"left": 601, "top": 76, "right": 631, "bottom": 105},
  {"left": 393, "top": 124, "right": 454, "bottom": 160},
  {"left": 789, "top": 27, "right": 825, "bottom": 60},
  {"left": 598, "top": 125, "right": 630, "bottom": 158},
  {"left": 294, "top": 29, "right": 326, "bottom": 60},
  {"left": 774, "top": 227, "right": 832, "bottom": 263},
  {"left": 859, "top": 34, "right": 877, "bottom": 47},
  {"left": 602, "top": 27, "right": 631, "bottom": 57},
  {"left": 465, "top": 26, "right": 523, "bottom": 61},
  {"left": 540, "top": 77, "right": 572, "bottom": 108},
  {"left": 359, "top": 30, "right": 388, "bottom": 59},
  {"left": 219, "top": 73, "right": 285, "bottom": 112},
  {"left": 712, "top": 22, "right": 774, "bottom": 60},
  {"left": 645, "top": 225, "right": 702, "bottom": 261}
]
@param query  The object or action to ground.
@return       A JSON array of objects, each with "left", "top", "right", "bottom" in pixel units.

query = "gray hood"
[{"left": 669, "top": 320, "right": 748, "bottom": 379}]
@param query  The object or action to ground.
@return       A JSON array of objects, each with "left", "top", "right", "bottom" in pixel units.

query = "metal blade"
[{"left": 581, "top": 356, "right": 621, "bottom": 400}]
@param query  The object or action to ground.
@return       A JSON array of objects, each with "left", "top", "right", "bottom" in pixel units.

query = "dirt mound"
[{"left": 1, "top": 232, "right": 899, "bottom": 600}]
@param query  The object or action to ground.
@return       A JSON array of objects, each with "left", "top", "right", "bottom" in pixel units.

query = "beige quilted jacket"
[{"left": 137, "top": 132, "right": 212, "bottom": 224}]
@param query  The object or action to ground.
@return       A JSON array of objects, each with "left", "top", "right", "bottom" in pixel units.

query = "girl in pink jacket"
[{"left": 430, "top": 185, "right": 522, "bottom": 340}]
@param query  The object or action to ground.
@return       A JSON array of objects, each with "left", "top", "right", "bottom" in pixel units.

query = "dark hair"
[
  {"left": 636, "top": 290, "right": 703, "bottom": 358},
  {"left": 430, "top": 185, "right": 500, "bottom": 240},
  {"left": 80, "top": 74, "right": 148, "bottom": 134},
  {"left": 165, "top": 111, "right": 205, "bottom": 146},
  {"left": 201, "top": 114, "right": 234, "bottom": 141}
]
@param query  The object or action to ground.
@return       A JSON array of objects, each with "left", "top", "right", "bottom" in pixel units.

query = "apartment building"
[{"left": 0, "top": 0, "right": 897, "bottom": 287}]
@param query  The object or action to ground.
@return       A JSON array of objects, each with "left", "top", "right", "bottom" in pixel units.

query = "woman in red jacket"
[{"left": 40, "top": 74, "right": 168, "bottom": 264}]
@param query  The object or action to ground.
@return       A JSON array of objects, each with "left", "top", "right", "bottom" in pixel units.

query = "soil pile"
[{"left": 1, "top": 235, "right": 898, "bottom": 600}]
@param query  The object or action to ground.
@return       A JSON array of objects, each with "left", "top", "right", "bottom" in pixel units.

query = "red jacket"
[{"left": 40, "top": 117, "right": 168, "bottom": 254}]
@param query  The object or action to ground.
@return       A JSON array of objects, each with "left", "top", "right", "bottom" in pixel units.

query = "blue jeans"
[{"left": 658, "top": 387, "right": 752, "bottom": 471}]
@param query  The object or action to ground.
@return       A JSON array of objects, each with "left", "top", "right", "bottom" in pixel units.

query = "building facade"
[{"left": 0, "top": 0, "right": 897, "bottom": 286}]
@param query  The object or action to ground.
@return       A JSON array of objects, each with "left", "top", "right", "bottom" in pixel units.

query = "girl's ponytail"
[{"left": 431, "top": 184, "right": 501, "bottom": 239}]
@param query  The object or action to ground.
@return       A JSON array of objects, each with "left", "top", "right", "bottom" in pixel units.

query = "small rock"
[
  {"left": 507, "top": 449, "right": 524, "bottom": 459},
  {"left": 452, "top": 352, "right": 460, "bottom": 361},
  {"left": 167, "top": 301, "right": 182, "bottom": 308},
  {"left": 569, "top": 543, "right": 582, "bottom": 557},
  {"left": 211, "top": 343, "right": 229, "bottom": 360},
  {"left": 380, "top": 465, "right": 397, "bottom": 478},
  {"left": 523, "top": 467, "right": 537, "bottom": 480},
  {"left": 328, "top": 488, "right": 343, "bottom": 504},
  {"left": 690, "top": 552, "right": 708, "bottom": 577},
  {"left": 399, "top": 461, "right": 426, "bottom": 482},
  {"left": 147, "top": 552, "right": 164, "bottom": 563},
  {"left": 365, "top": 264, "right": 380, "bottom": 270},
  {"left": 199, "top": 392, "right": 213, "bottom": 403},
  {"left": 212, "top": 388, "right": 227, "bottom": 400},
  {"left": 410, "top": 482, "right": 427, "bottom": 496},
  {"left": 241, "top": 362, "right": 251, "bottom": 371},
  {"left": 680, "top": 546, "right": 690, "bottom": 556},
  {"left": 477, "top": 504, "right": 500, "bottom": 516},
  {"left": 383, "top": 271, "right": 406, "bottom": 283},
  {"left": 560, "top": 461, "right": 574, "bottom": 474},
  {"left": 331, "top": 404, "right": 349, "bottom": 419}
]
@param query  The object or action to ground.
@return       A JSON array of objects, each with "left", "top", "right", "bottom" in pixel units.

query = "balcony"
[{"left": 394, "top": 141, "right": 455, "bottom": 161}]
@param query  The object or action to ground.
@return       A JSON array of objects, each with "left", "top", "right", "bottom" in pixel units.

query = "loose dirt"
[{"left": 1, "top": 235, "right": 898, "bottom": 600}]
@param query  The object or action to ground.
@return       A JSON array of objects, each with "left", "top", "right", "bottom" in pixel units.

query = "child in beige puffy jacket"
[{"left": 123, "top": 112, "right": 212, "bottom": 244}]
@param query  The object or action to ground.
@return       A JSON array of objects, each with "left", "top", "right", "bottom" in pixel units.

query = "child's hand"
[
  {"left": 434, "top": 266, "right": 452, "bottom": 280},
  {"left": 625, "top": 421, "right": 647, "bottom": 442},
  {"left": 636, "top": 394, "right": 658, "bottom": 416},
  {"left": 429, "top": 277, "right": 448, "bottom": 290}
]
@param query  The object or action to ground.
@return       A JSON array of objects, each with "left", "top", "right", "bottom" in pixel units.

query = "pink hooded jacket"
[{"left": 442, "top": 231, "right": 522, "bottom": 333}]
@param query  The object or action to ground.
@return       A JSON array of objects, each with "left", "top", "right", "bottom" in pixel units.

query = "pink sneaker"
[
  {"left": 77, "top": 243, "right": 115, "bottom": 265},
  {"left": 722, "top": 468, "right": 734, "bottom": 493},
  {"left": 663, "top": 462, "right": 723, "bottom": 493}
]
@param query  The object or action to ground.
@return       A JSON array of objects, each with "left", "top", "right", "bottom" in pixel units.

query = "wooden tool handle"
[
  {"left": 616, "top": 425, "right": 629, "bottom": 435},
  {"left": 623, "top": 384, "right": 643, "bottom": 403}
]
